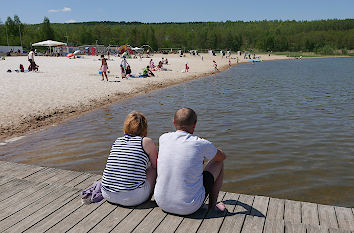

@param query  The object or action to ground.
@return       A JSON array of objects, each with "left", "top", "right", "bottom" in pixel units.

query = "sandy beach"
[{"left": 0, "top": 53, "right": 288, "bottom": 141}]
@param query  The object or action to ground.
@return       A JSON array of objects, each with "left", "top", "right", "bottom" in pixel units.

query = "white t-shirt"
[
  {"left": 154, "top": 130, "right": 217, "bottom": 215},
  {"left": 28, "top": 51, "right": 34, "bottom": 60}
]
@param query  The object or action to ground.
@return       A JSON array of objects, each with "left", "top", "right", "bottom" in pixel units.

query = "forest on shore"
[{"left": 1, "top": 16, "right": 353, "bottom": 55}]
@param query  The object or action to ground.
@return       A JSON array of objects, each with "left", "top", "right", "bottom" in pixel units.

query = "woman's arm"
[{"left": 142, "top": 137, "right": 158, "bottom": 169}]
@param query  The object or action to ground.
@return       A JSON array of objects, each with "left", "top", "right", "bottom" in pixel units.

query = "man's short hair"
[
  {"left": 123, "top": 111, "right": 148, "bottom": 137},
  {"left": 174, "top": 108, "right": 197, "bottom": 127}
]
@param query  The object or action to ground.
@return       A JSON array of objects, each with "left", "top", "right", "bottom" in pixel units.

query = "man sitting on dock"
[{"left": 154, "top": 108, "right": 227, "bottom": 215}]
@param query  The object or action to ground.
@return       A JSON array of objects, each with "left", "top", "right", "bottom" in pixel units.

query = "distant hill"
[{"left": 1, "top": 18, "right": 353, "bottom": 54}]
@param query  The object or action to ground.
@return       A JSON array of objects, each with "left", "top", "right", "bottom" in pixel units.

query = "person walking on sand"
[
  {"left": 100, "top": 55, "right": 108, "bottom": 81},
  {"left": 185, "top": 62, "right": 189, "bottom": 72},
  {"left": 154, "top": 108, "right": 227, "bottom": 215},
  {"left": 28, "top": 49, "right": 35, "bottom": 71}
]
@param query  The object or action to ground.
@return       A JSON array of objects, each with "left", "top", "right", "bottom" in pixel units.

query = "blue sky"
[{"left": 1, "top": 0, "right": 353, "bottom": 24}]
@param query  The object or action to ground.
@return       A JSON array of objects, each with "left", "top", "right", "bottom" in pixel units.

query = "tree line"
[{"left": 0, "top": 16, "right": 353, "bottom": 54}]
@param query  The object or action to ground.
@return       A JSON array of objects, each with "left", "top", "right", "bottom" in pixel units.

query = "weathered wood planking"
[{"left": 0, "top": 161, "right": 353, "bottom": 233}]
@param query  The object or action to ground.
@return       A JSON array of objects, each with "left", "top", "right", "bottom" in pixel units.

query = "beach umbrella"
[
  {"left": 73, "top": 50, "right": 80, "bottom": 55},
  {"left": 66, "top": 53, "right": 74, "bottom": 58}
]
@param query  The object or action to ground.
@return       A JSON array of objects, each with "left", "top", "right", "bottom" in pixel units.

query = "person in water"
[
  {"left": 101, "top": 111, "right": 158, "bottom": 206},
  {"left": 154, "top": 108, "right": 227, "bottom": 215},
  {"left": 100, "top": 55, "right": 108, "bottom": 81}
]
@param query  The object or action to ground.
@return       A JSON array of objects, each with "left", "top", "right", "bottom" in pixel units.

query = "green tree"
[{"left": 40, "top": 17, "right": 54, "bottom": 40}]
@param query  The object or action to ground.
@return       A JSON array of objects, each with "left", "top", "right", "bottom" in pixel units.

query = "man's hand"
[{"left": 212, "top": 149, "right": 226, "bottom": 162}]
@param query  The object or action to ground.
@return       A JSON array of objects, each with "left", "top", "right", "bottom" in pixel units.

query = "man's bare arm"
[{"left": 212, "top": 149, "right": 226, "bottom": 162}]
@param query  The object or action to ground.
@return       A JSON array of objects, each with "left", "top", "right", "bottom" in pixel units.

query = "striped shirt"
[{"left": 102, "top": 135, "right": 149, "bottom": 192}]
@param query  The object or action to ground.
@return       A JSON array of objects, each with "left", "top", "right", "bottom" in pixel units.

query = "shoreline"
[{"left": 0, "top": 54, "right": 289, "bottom": 142}]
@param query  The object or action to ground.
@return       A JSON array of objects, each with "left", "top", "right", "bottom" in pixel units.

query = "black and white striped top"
[{"left": 102, "top": 135, "right": 149, "bottom": 192}]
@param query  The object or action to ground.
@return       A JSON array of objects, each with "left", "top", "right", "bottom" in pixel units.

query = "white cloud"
[
  {"left": 65, "top": 19, "right": 76, "bottom": 23},
  {"left": 48, "top": 7, "right": 72, "bottom": 13},
  {"left": 62, "top": 7, "right": 71, "bottom": 12}
]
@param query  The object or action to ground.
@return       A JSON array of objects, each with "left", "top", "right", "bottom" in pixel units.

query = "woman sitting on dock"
[{"left": 101, "top": 111, "right": 158, "bottom": 206}]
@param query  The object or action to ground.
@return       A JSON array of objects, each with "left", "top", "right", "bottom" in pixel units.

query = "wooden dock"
[{"left": 0, "top": 161, "right": 353, "bottom": 233}]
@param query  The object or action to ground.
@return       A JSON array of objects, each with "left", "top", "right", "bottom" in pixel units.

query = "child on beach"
[
  {"left": 126, "top": 65, "right": 132, "bottom": 78},
  {"left": 213, "top": 60, "right": 218, "bottom": 71},
  {"left": 120, "top": 65, "right": 126, "bottom": 79},
  {"left": 100, "top": 55, "right": 108, "bottom": 81},
  {"left": 185, "top": 62, "right": 189, "bottom": 72}
]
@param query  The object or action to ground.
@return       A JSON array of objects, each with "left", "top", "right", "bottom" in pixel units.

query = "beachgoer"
[
  {"left": 229, "top": 59, "right": 231, "bottom": 67},
  {"left": 149, "top": 59, "right": 155, "bottom": 69},
  {"left": 154, "top": 108, "right": 227, "bottom": 215},
  {"left": 121, "top": 58, "right": 128, "bottom": 70},
  {"left": 100, "top": 55, "right": 108, "bottom": 81},
  {"left": 101, "top": 111, "right": 158, "bottom": 206},
  {"left": 165, "top": 58, "right": 168, "bottom": 65},
  {"left": 158, "top": 61, "right": 163, "bottom": 70},
  {"left": 185, "top": 62, "right": 189, "bottom": 72},
  {"left": 120, "top": 65, "right": 126, "bottom": 79},
  {"left": 143, "top": 66, "right": 155, "bottom": 77},
  {"left": 126, "top": 65, "right": 132, "bottom": 78},
  {"left": 28, "top": 49, "right": 35, "bottom": 71},
  {"left": 213, "top": 60, "right": 218, "bottom": 71}
]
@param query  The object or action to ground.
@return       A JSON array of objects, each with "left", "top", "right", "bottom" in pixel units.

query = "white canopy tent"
[
  {"left": 32, "top": 40, "right": 67, "bottom": 53},
  {"left": 131, "top": 47, "right": 144, "bottom": 53},
  {"left": 32, "top": 40, "right": 67, "bottom": 47}
]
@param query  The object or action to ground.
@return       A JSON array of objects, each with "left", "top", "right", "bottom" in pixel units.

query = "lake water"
[{"left": 1, "top": 58, "right": 353, "bottom": 207}]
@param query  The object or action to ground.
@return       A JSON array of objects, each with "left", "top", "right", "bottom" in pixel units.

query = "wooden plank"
[
  {"left": 89, "top": 205, "right": 134, "bottom": 233},
  {"left": 306, "top": 224, "right": 329, "bottom": 233},
  {"left": 0, "top": 176, "right": 14, "bottom": 186},
  {"left": 153, "top": 212, "right": 184, "bottom": 233},
  {"left": 110, "top": 201, "right": 156, "bottom": 233},
  {"left": 0, "top": 186, "right": 74, "bottom": 230},
  {"left": 23, "top": 195, "right": 86, "bottom": 233},
  {"left": 199, "top": 192, "right": 240, "bottom": 233},
  {"left": 264, "top": 219, "right": 285, "bottom": 233},
  {"left": 132, "top": 207, "right": 168, "bottom": 233},
  {"left": 74, "top": 174, "right": 101, "bottom": 190},
  {"left": 328, "top": 228, "right": 352, "bottom": 233},
  {"left": 267, "top": 198, "right": 285, "bottom": 220},
  {"left": 0, "top": 182, "right": 48, "bottom": 210},
  {"left": 174, "top": 196, "right": 213, "bottom": 233},
  {"left": 302, "top": 202, "right": 320, "bottom": 226},
  {"left": 285, "top": 221, "right": 306, "bottom": 233},
  {"left": 45, "top": 200, "right": 104, "bottom": 233},
  {"left": 64, "top": 173, "right": 92, "bottom": 187},
  {"left": 318, "top": 204, "right": 339, "bottom": 229},
  {"left": 284, "top": 200, "right": 301, "bottom": 223},
  {"left": 335, "top": 206, "right": 354, "bottom": 231},
  {"left": 23, "top": 167, "right": 58, "bottom": 183},
  {"left": 0, "top": 183, "right": 62, "bottom": 220},
  {"left": 44, "top": 169, "right": 81, "bottom": 186},
  {"left": 3, "top": 188, "right": 79, "bottom": 232},
  {"left": 0, "top": 162, "right": 45, "bottom": 179},
  {"left": 219, "top": 194, "right": 254, "bottom": 233},
  {"left": 241, "top": 196, "right": 269, "bottom": 233},
  {"left": 197, "top": 191, "right": 227, "bottom": 233},
  {"left": 0, "top": 178, "right": 33, "bottom": 202},
  {"left": 66, "top": 202, "right": 117, "bottom": 233}
]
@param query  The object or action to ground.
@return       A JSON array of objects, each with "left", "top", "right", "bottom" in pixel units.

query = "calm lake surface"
[{"left": 1, "top": 58, "right": 353, "bottom": 207}]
